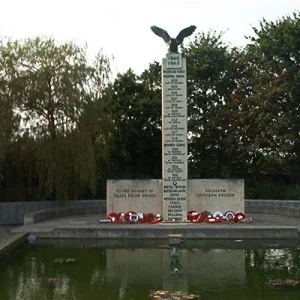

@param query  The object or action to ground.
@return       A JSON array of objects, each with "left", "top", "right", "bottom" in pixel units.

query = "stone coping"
[
  {"left": 245, "top": 200, "right": 300, "bottom": 217},
  {"left": 24, "top": 206, "right": 102, "bottom": 225},
  {"left": 246, "top": 199, "right": 300, "bottom": 207},
  {"left": 0, "top": 200, "right": 106, "bottom": 225},
  {"left": 53, "top": 225, "right": 298, "bottom": 240},
  {"left": 0, "top": 233, "right": 28, "bottom": 262},
  {"left": 33, "top": 237, "right": 300, "bottom": 249}
]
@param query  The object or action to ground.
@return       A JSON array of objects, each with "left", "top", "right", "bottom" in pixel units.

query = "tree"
[
  {"left": 182, "top": 31, "right": 243, "bottom": 178},
  {"left": 0, "top": 37, "right": 112, "bottom": 201},
  {"left": 243, "top": 11, "right": 300, "bottom": 182},
  {"left": 0, "top": 40, "right": 20, "bottom": 186},
  {"left": 104, "top": 63, "right": 162, "bottom": 179},
  {"left": 0, "top": 86, "right": 16, "bottom": 184}
]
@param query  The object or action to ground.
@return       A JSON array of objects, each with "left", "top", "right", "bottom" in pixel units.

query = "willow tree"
[
  {"left": 0, "top": 37, "right": 112, "bottom": 201},
  {"left": 0, "top": 78, "right": 16, "bottom": 185}
]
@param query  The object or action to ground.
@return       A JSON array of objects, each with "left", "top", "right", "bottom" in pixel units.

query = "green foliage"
[
  {"left": 245, "top": 182, "right": 286, "bottom": 200},
  {"left": 243, "top": 11, "right": 300, "bottom": 182},
  {"left": 104, "top": 64, "right": 162, "bottom": 179},
  {"left": 1, "top": 11, "right": 300, "bottom": 201},
  {"left": 182, "top": 31, "right": 245, "bottom": 178},
  {"left": 246, "top": 183, "right": 300, "bottom": 200},
  {"left": 0, "top": 37, "right": 112, "bottom": 201},
  {"left": 285, "top": 185, "right": 300, "bottom": 200},
  {"left": 0, "top": 99, "right": 14, "bottom": 183}
]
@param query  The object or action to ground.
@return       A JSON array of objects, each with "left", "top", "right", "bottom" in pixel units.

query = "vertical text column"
[{"left": 162, "top": 53, "right": 188, "bottom": 220}]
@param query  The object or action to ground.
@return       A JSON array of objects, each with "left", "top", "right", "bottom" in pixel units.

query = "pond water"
[{"left": 1, "top": 239, "right": 300, "bottom": 300}]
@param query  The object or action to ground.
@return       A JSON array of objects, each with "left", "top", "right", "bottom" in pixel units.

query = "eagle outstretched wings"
[
  {"left": 151, "top": 26, "right": 171, "bottom": 44},
  {"left": 150, "top": 25, "right": 196, "bottom": 53}
]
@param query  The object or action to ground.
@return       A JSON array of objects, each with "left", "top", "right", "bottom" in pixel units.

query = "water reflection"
[
  {"left": 1, "top": 240, "right": 300, "bottom": 300},
  {"left": 165, "top": 246, "right": 188, "bottom": 292},
  {"left": 245, "top": 247, "right": 300, "bottom": 280}
]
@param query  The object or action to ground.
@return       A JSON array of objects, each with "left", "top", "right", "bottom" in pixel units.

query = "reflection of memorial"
[
  {"left": 163, "top": 247, "right": 188, "bottom": 292},
  {"left": 106, "top": 248, "right": 245, "bottom": 289},
  {"left": 187, "top": 249, "right": 245, "bottom": 288},
  {"left": 106, "top": 249, "right": 163, "bottom": 284}
]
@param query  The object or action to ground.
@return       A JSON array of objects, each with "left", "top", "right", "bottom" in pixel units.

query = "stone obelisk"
[
  {"left": 150, "top": 25, "right": 196, "bottom": 220},
  {"left": 162, "top": 53, "right": 188, "bottom": 220}
]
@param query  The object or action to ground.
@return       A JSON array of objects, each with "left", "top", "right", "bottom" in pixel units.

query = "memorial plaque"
[
  {"left": 166, "top": 53, "right": 182, "bottom": 68},
  {"left": 162, "top": 53, "right": 188, "bottom": 220},
  {"left": 188, "top": 179, "right": 245, "bottom": 213},
  {"left": 107, "top": 179, "right": 162, "bottom": 214}
]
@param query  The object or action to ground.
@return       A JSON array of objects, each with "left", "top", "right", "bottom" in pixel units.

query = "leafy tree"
[
  {"left": 105, "top": 63, "right": 162, "bottom": 179},
  {"left": 182, "top": 31, "right": 243, "bottom": 178},
  {"left": 242, "top": 11, "right": 300, "bottom": 182},
  {"left": 0, "top": 91, "right": 15, "bottom": 184},
  {"left": 0, "top": 37, "right": 112, "bottom": 201},
  {"left": 0, "top": 42, "right": 20, "bottom": 185}
]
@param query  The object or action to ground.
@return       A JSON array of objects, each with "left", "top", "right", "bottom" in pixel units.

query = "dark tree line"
[{"left": 0, "top": 12, "right": 300, "bottom": 201}]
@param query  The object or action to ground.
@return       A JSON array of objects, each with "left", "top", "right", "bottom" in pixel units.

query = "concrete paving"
[{"left": 9, "top": 213, "right": 300, "bottom": 239}]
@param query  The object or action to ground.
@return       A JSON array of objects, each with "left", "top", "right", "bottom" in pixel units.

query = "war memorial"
[
  {"left": 107, "top": 26, "right": 244, "bottom": 223},
  {"left": 1, "top": 10, "right": 300, "bottom": 299}
]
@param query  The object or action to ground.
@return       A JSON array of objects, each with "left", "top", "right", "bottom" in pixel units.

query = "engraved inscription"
[
  {"left": 196, "top": 188, "right": 235, "bottom": 198},
  {"left": 113, "top": 188, "right": 156, "bottom": 199},
  {"left": 162, "top": 54, "right": 187, "bottom": 220}
]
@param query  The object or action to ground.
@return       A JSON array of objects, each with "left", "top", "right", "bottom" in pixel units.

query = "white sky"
[{"left": 0, "top": 0, "right": 299, "bottom": 76}]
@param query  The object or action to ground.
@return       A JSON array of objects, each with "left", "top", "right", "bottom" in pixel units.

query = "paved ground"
[
  {"left": 7, "top": 214, "right": 300, "bottom": 234},
  {"left": 9, "top": 213, "right": 300, "bottom": 229},
  {"left": 0, "top": 213, "right": 299, "bottom": 257}
]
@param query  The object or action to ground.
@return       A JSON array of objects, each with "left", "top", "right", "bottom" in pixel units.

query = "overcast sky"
[{"left": 0, "top": 0, "right": 298, "bottom": 76}]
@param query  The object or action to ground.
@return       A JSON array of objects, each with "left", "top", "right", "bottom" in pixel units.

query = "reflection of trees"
[
  {"left": 289, "top": 247, "right": 300, "bottom": 278},
  {"left": 0, "top": 245, "right": 110, "bottom": 300},
  {"left": 244, "top": 248, "right": 300, "bottom": 298},
  {"left": 245, "top": 248, "right": 300, "bottom": 281},
  {"left": 245, "top": 249, "right": 266, "bottom": 299},
  {"left": 2, "top": 245, "right": 53, "bottom": 300},
  {"left": 246, "top": 249, "right": 267, "bottom": 269},
  {"left": 0, "top": 245, "right": 159, "bottom": 300},
  {"left": 3, "top": 244, "right": 300, "bottom": 299}
]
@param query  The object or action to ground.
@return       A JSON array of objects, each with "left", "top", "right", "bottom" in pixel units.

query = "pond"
[{"left": 1, "top": 239, "right": 300, "bottom": 300}]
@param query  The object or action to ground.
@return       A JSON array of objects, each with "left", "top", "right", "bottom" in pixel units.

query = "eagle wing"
[
  {"left": 151, "top": 26, "right": 171, "bottom": 43},
  {"left": 176, "top": 25, "right": 196, "bottom": 45}
]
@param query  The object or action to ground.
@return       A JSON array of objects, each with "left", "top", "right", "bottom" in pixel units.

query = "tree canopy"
[
  {"left": 0, "top": 38, "right": 112, "bottom": 201},
  {"left": 1, "top": 11, "right": 300, "bottom": 201}
]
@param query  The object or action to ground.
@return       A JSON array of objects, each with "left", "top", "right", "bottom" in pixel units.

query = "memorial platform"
[{"left": 10, "top": 213, "right": 300, "bottom": 240}]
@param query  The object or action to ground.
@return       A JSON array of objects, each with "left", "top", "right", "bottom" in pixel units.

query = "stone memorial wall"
[{"left": 107, "top": 179, "right": 244, "bottom": 215}]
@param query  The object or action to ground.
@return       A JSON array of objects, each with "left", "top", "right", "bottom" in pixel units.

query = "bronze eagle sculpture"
[{"left": 150, "top": 25, "right": 196, "bottom": 53}]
